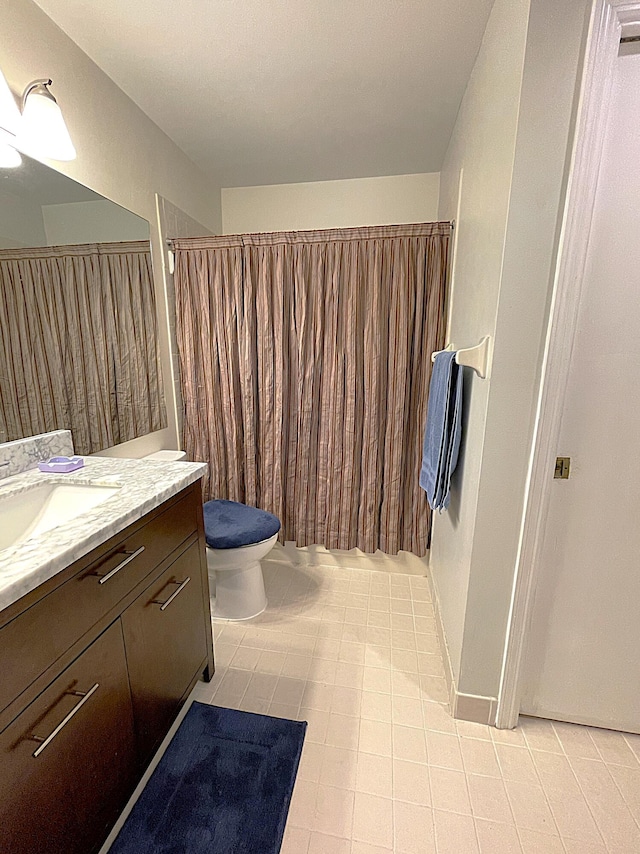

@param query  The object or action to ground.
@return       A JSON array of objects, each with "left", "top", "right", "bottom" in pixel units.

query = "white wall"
[
  {"left": 42, "top": 199, "right": 149, "bottom": 245},
  {"left": 432, "top": 0, "right": 531, "bottom": 687},
  {"left": 1, "top": 0, "right": 222, "bottom": 456},
  {"left": 0, "top": 187, "right": 46, "bottom": 247},
  {"left": 222, "top": 173, "right": 440, "bottom": 234},
  {"left": 432, "top": 0, "right": 590, "bottom": 704}
]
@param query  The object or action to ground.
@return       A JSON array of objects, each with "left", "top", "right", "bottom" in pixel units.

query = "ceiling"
[{"left": 33, "top": 0, "right": 493, "bottom": 188}]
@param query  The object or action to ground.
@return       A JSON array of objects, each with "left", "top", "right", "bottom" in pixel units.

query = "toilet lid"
[{"left": 203, "top": 499, "right": 281, "bottom": 549}]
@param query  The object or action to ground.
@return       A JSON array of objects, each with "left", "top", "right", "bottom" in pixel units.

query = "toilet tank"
[{"left": 143, "top": 450, "right": 187, "bottom": 461}]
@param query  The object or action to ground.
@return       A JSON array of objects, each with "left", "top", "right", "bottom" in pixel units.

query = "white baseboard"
[{"left": 427, "top": 566, "right": 497, "bottom": 726}]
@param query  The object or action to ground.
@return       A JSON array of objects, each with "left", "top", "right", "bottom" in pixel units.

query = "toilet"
[
  {"left": 141, "top": 451, "right": 280, "bottom": 621},
  {"left": 143, "top": 450, "right": 188, "bottom": 462},
  {"left": 203, "top": 499, "right": 281, "bottom": 621}
]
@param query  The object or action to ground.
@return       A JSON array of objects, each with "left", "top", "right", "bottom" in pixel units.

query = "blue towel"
[{"left": 420, "top": 351, "right": 464, "bottom": 511}]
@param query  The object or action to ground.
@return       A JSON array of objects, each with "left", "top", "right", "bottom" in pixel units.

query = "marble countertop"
[{"left": 0, "top": 455, "right": 207, "bottom": 614}]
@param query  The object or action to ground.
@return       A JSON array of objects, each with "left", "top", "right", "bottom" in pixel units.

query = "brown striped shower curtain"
[
  {"left": 174, "top": 223, "right": 449, "bottom": 555},
  {"left": 0, "top": 240, "right": 166, "bottom": 454}
]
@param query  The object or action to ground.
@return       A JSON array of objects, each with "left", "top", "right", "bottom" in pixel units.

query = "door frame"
[{"left": 495, "top": 0, "right": 640, "bottom": 729}]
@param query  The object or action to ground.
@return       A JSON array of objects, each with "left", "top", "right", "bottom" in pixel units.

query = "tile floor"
[{"left": 192, "top": 543, "right": 640, "bottom": 853}]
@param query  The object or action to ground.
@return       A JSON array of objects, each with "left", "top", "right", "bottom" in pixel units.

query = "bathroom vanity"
[{"left": 0, "top": 449, "right": 214, "bottom": 854}]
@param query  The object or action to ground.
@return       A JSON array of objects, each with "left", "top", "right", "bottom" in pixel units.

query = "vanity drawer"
[
  {"left": 0, "top": 620, "right": 136, "bottom": 854},
  {"left": 122, "top": 541, "right": 209, "bottom": 762},
  {"left": 0, "top": 485, "right": 201, "bottom": 715}
]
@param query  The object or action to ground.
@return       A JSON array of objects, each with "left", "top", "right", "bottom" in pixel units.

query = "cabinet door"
[
  {"left": 0, "top": 621, "right": 136, "bottom": 854},
  {"left": 122, "top": 542, "right": 209, "bottom": 762}
]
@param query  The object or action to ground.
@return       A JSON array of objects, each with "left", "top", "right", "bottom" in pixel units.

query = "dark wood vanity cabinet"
[
  {"left": 122, "top": 542, "right": 210, "bottom": 763},
  {"left": 0, "top": 481, "right": 214, "bottom": 854}
]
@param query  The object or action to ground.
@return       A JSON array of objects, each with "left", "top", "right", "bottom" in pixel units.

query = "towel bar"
[{"left": 431, "top": 336, "right": 491, "bottom": 379}]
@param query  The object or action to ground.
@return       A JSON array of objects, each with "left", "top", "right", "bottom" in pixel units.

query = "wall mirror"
[{"left": 0, "top": 154, "right": 167, "bottom": 454}]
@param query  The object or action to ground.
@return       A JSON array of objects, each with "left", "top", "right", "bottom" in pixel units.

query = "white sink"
[{"left": 0, "top": 482, "right": 121, "bottom": 551}]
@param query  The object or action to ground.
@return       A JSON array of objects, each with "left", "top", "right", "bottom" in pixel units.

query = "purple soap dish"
[{"left": 38, "top": 456, "right": 85, "bottom": 473}]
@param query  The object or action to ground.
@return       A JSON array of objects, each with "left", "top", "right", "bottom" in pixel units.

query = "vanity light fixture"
[
  {"left": 16, "top": 79, "right": 76, "bottom": 162},
  {"left": 0, "top": 68, "right": 21, "bottom": 136},
  {"left": 0, "top": 138, "right": 22, "bottom": 168}
]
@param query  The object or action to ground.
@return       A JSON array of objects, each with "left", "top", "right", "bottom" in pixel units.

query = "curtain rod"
[{"left": 165, "top": 221, "right": 455, "bottom": 249}]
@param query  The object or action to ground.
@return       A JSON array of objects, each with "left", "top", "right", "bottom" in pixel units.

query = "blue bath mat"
[{"left": 110, "top": 702, "right": 306, "bottom": 854}]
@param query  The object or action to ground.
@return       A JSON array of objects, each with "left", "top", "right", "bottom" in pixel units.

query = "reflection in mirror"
[{"left": 0, "top": 155, "right": 166, "bottom": 454}]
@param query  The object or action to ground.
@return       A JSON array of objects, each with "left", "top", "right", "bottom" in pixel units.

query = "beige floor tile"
[
  {"left": 391, "top": 669, "right": 422, "bottom": 699},
  {"left": 426, "top": 730, "right": 464, "bottom": 771},
  {"left": 589, "top": 726, "right": 640, "bottom": 768},
  {"left": 269, "top": 701, "right": 299, "bottom": 719},
  {"left": 298, "top": 741, "right": 324, "bottom": 783},
  {"left": 608, "top": 763, "right": 640, "bottom": 819},
  {"left": 326, "top": 713, "right": 360, "bottom": 750},
  {"left": 519, "top": 717, "right": 563, "bottom": 754},
  {"left": 319, "top": 746, "right": 358, "bottom": 790},
  {"left": 503, "top": 780, "right": 555, "bottom": 835},
  {"left": 392, "top": 724, "right": 428, "bottom": 763},
  {"left": 545, "top": 789, "right": 602, "bottom": 844},
  {"left": 392, "top": 695, "right": 424, "bottom": 728},
  {"left": 350, "top": 843, "right": 393, "bottom": 854},
  {"left": 423, "top": 701, "right": 457, "bottom": 735},
  {"left": 360, "top": 691, "right": 392, "bottom": 723},
  {"left": 282, "top": 653, "right": 313, "bottom": 680},
  {"left": 552, "top": 720, "right": 601, "bottom": 760},
  {"left": 468, "top": 774, "right": 514, "bottom": 824},
  {"left": 394, "top": 801, "right": 435, "bottom": 853},
  {"left": 314, "top": 784, "right": 355, "bottom": 837},
  {"left": 561, "top": 838, "right": 607, "bottom": 854},
  {"left": 352, "top": 792, "right": 393, "bottom": 848},
  {"left": 288, "top": 779, "right": 318, "bottom": 829},
  {"left": 301, "top": 707, "right": 330, "bottom": 743},
  {"left": 393, "top": 758, "right": 431, "bottom": 805},
  {"left": 419, "top": 675, "right": 449, "bottom": 703},
  {"left": 432, "top": 809, "right": 479, "bottom": 854},
  {"left": 355, "top": 752, "right": 392, "bottom": 798},
  {"left": 415, "top": 632, "right": 441, "bottom": 654},
  {"left": 517, "top": 828, "right": 565, "bottom": 854},
  {"left": 359, "top": 719, "right": 393, "bottom": 757},
  {"left": 531, "top": 749, "right": 582, "bottom": 796},
  {"left": 429, "top": 766, "right": 471, "bottom": 815},
  {"left": 459, "top": 737, "right": 501, "bottom": 777},
  {"left": 308, "top": 831, "right": 351, "bottom": 854},
  {"left": 475, "top": 819, "right": 522, "bottom": 853},
  {"left": 494, "top": 744, "right": 538, "bottom": 784},
  {"left": 455, "top": 719, "right": 492, "bottom": 741},
  {"left": 491, "top": 724, "right": 527, "bottom": 747},
  {"left": 331, "top": 686, "right": 363, "bottom": 718},
  {"left": 362, "top": 667, "right": 391, "bottom": 694},
  {"left": 281, "top": 825, "right": 311, "bottom": 854}
]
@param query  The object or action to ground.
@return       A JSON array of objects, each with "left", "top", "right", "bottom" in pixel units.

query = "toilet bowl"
[{"left": 203, "top": 499, "right": 281, "bottom": 621}]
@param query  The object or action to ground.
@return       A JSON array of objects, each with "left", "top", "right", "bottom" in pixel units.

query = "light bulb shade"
[
  {"left": 0, "top": 141, "right": 22, "bottom": 168},
  {"left": 16, "top": 83, "right": 76, "bottom": 161},
  {"left": 0, "top": 69, "right": 21, "bottom": 136}
]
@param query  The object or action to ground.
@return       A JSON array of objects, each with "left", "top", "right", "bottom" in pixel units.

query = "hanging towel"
[{"left": 419, "top": 351, "right": 464, "bottom": 511}]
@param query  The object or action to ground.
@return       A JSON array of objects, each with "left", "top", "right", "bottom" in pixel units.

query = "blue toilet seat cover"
[{"left": 203, "top": 499, "right": 281, "bottom": 549}]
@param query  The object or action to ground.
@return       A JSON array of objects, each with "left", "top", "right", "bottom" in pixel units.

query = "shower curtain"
[
  {"left": 0, "top": 240, "right": 166, "bottom": 454},
  {"left": 174, "top": 222, "right": 449, "bottom": 555}
]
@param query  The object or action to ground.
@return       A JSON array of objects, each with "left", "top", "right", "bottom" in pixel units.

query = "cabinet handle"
[
  {"left": 94, "top": 545, "right": 145, "bottom": 584},
  {"left": 152, "top": 577, "right": 191, "bottom": 611},
  {"left": 29, "top": 683, "right": 100, "bottom": 758}
]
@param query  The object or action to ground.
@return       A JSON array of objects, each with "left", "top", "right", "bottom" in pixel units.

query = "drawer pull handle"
[
  {"left": 96, "top": 545, "right": 145, "bottom": 584},
  {"left": 152, "top": 577, "right": 191, "bottom": 611},
  {"left": 30, "top": 683, "right": 100, "bottom": 758}
]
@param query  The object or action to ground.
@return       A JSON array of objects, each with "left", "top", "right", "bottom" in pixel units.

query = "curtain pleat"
[
  {"left": 0, "top": 241, "right": 166, "bottom": 453},
  {"left": 174, "top": 223, "right": 448, "bottom": 555}
]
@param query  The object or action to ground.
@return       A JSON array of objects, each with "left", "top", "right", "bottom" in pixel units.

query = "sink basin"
[{"left": 0, "top": 482, "right": 121, "bottom": 551}]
